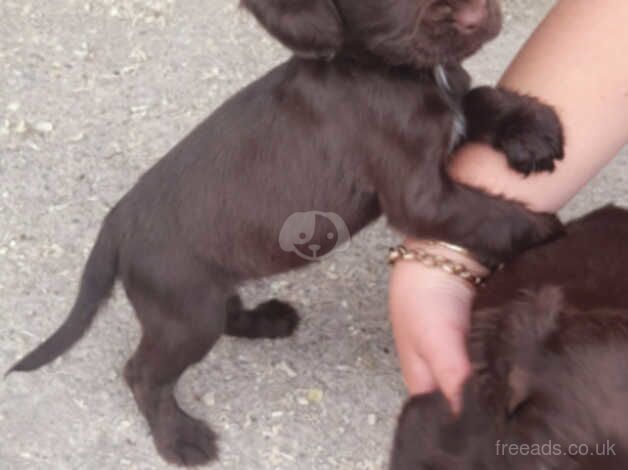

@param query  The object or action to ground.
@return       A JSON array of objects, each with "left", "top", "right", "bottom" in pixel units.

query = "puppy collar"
[
  {"left": 433, "top": 65, "right": 467, "bottom": 151},
  {"left": 433, "top": 64, "right": 452, "bottom": 93}
]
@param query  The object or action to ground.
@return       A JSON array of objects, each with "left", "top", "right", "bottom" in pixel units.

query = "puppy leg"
[
  {"left": 386, "top": 178, "right": 562, "bottom": 268},
  {"left": 225, "top": 295, "right": 300, "bottom": 339},
  {"left": 123, "top": 264, "right": 227, "bottom": 466},
  {"left": 463, "top": 86, "right": 564, "bottom": 175}
]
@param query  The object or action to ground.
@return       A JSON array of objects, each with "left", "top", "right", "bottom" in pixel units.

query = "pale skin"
[{"left": 389, "top": 0, "right": 628, "bottom": 412}]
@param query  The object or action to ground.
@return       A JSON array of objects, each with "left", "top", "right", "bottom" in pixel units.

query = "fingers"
[
  {"left": 388, "top": 259, "right": 475, "bottom": 413},
  {"left": 394, "top": 318, "right": 470, "bottom": 412},
  {"left": 395, "top": 330, "right": 437, "bottom": 395},
  {"left": 419, "top": 322, "right": 472, "bottom": 414}
]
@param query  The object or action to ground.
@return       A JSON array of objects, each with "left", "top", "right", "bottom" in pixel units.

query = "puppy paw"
[
  {"left": 494, "top": 103, "right": 564, "bottom": 176},
  {"left": 153, "top": 412, "right": 218, "bottom": 467},
  {"left": 226, "top": 298, "right": 300, "bottom": 339}
]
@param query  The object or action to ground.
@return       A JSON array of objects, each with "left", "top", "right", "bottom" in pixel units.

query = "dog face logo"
[{"left": 279, "top": 211, "right": 351, "bottom": 261}]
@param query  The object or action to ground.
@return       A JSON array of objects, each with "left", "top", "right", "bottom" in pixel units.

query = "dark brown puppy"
[
  {"left": 391, "top": 205, "right": 628, "bottom": 470},
  {"left": 9, "top": 0, "right": 563, "bottom": 466}
]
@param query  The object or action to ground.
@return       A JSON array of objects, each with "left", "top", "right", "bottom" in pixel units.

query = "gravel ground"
[{"left": 1, "top": 1, "right": 626, "bottom": 469}]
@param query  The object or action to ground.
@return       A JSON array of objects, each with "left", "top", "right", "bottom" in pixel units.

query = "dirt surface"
[{"left": 1, "top": 1, "right": 626, "bottom": 469}]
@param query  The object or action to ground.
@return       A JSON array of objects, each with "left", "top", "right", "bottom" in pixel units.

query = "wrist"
[
  {"left": 403, "top": 238, "right": 491, "bottom": 277},
  {"left": 389, "top": 238, "right": 491, "bottom": 293},
  {"left": 389, "top": 257, "right": 478, "bottom": 310}
]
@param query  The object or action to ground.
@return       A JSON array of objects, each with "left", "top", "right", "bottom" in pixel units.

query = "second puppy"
[{"left": 391, "top": 205, "right": 628, "bottom": 470}]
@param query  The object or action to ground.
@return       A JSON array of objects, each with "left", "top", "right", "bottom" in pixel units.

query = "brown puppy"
[
  {"left": 391, "top": 205, "right": 628, "bottom": 470},
  {"left": 8, "top": 0, "right": 563, "bottom": 466}
]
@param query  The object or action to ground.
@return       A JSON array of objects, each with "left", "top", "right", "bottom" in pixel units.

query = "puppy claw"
[{"left": 495, "top": 106, "right": 564, "bottom": 176}]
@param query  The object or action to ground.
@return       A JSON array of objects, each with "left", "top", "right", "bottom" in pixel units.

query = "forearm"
[{"left": 451, "top": 0, "right": 628, "bottom": 213}]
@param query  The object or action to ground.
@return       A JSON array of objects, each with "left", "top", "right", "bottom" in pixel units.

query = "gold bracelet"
[
  {"left": 421, "top": 239, "right": 482, "bottom": 264},
  {"left": 388, "top": 244, "right": 488, "bottom": 287}
]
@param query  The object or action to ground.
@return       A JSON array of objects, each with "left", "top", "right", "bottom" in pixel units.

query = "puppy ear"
[
  {"left": 241, "top": 0, "right": 343, "bottom": 59},
  {"left": 504, "top": 287, "right": 562, "bottom": 368},
  {"left": 505, "top": 287, "right": 564, "bottom": 414},
  {"left": 390, "top": 393, "right": 461, "bottom": 470},
  {"left": 506, "top": 365, "right": 532, "bottom": 415}
]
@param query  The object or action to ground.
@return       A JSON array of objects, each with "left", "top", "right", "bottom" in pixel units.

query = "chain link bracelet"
[{"left": 388, "top": 244, "right": 488, "bottom": 287}]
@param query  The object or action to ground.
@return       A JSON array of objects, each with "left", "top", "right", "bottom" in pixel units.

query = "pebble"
[
  {"left": 14, "top": 120, "right": 27, "bottom": 134},
  {"left": 33, "top": 121, "right": 54, "bottom": 134},
  {"left": 275, "top": 360, "right": 297, "bottom": 378},
  {"left": 202, "top": 392, "right": 215, "bottom": 406},
  {"left": 117, "top": 420, "right": 132, "bottom": 431},
  {"left": 67, "top": 132, "right": 85, "bottom": 143},
  {"left": 306, "top": 388, "right": 324, "bottom": 404}
]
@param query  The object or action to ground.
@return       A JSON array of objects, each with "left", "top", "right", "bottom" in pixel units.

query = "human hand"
[{"left": 388, "top": 240, "right": 488, "bottom": 413}]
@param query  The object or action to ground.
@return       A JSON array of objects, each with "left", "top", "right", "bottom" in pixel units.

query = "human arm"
[{"left": 390, "top": 0, "right": 628, "bottom": 410}]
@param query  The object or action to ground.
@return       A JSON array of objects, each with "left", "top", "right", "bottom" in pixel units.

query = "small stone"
[
  {"left": 202, "top": 392, "right": 215, "bottom": 406},
  {"left": 73, "top": 398, "right": 87, "bottom": 410},
  {"left": 14, "top": 120, "right": 27, "bottom": 134},
  {"left": 46, "top": 243, "right": 64, "bottom": 258},
  {"left": 275, "top": 361, "right": 297, "bottom": 378},
  {"left": 67, "top": 132, "right": 85, "bottom": 143},
  {"left": 270, "top": 280, "right": 289, "bottom": 292},
  {"left": 130, "top": 105, "right": 148, "bottom": 114},
  {"left": 367, "top": 414, "right": 377, "bottom": 426},
  {"left": 129, "top": 47, "right": 148, "bottom": 62},
  {"left": 117, "top": 420, "right": 132, "bottom": 430},
  {"left": 34, "top": 121, "right": 54, "bottom": 133},
  {"left": 7, "top": 102, "right": 20, "bottom": 112},
  {"left": 306, "top": 388, "right": 324, "bottom": 404},
  {"left": 73, "top": 42, "right": 90, "bottom": 59}
]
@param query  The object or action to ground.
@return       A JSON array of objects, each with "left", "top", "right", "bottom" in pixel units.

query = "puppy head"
[
  {"left": 390, "top": 393, "right": 460, "bottom": 470},
  {"left": 392, "top": 287, "right": 628, "bottom": 470},
  {"left": 390, "top": 288, "right": 565, "bottom": 470},
  {"left": 390, "top": 388, "right": 498, "bottom": 470},
  {"left": 241, "top": 0, "right": 502, "bottom": 66}
]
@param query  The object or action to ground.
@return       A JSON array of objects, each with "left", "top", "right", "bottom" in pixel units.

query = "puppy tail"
[{"left": 7, "top": 214, "right": 119, "bottom": 375}]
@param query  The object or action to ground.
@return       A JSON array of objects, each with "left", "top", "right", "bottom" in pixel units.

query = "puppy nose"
[
  {"left": 454, "top": 0, "right": 488, "bottom": 33},
  {"left": 308, "top": 244, "right": 320, "bottom": 253}
]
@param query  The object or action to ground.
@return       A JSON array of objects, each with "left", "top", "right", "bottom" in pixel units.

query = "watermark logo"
[
  {"left": 495, "top": 440, "right": 617, "bottom": 458},
  {"left": 279, "top": 211, "right": 351, "bottom": 261}
]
